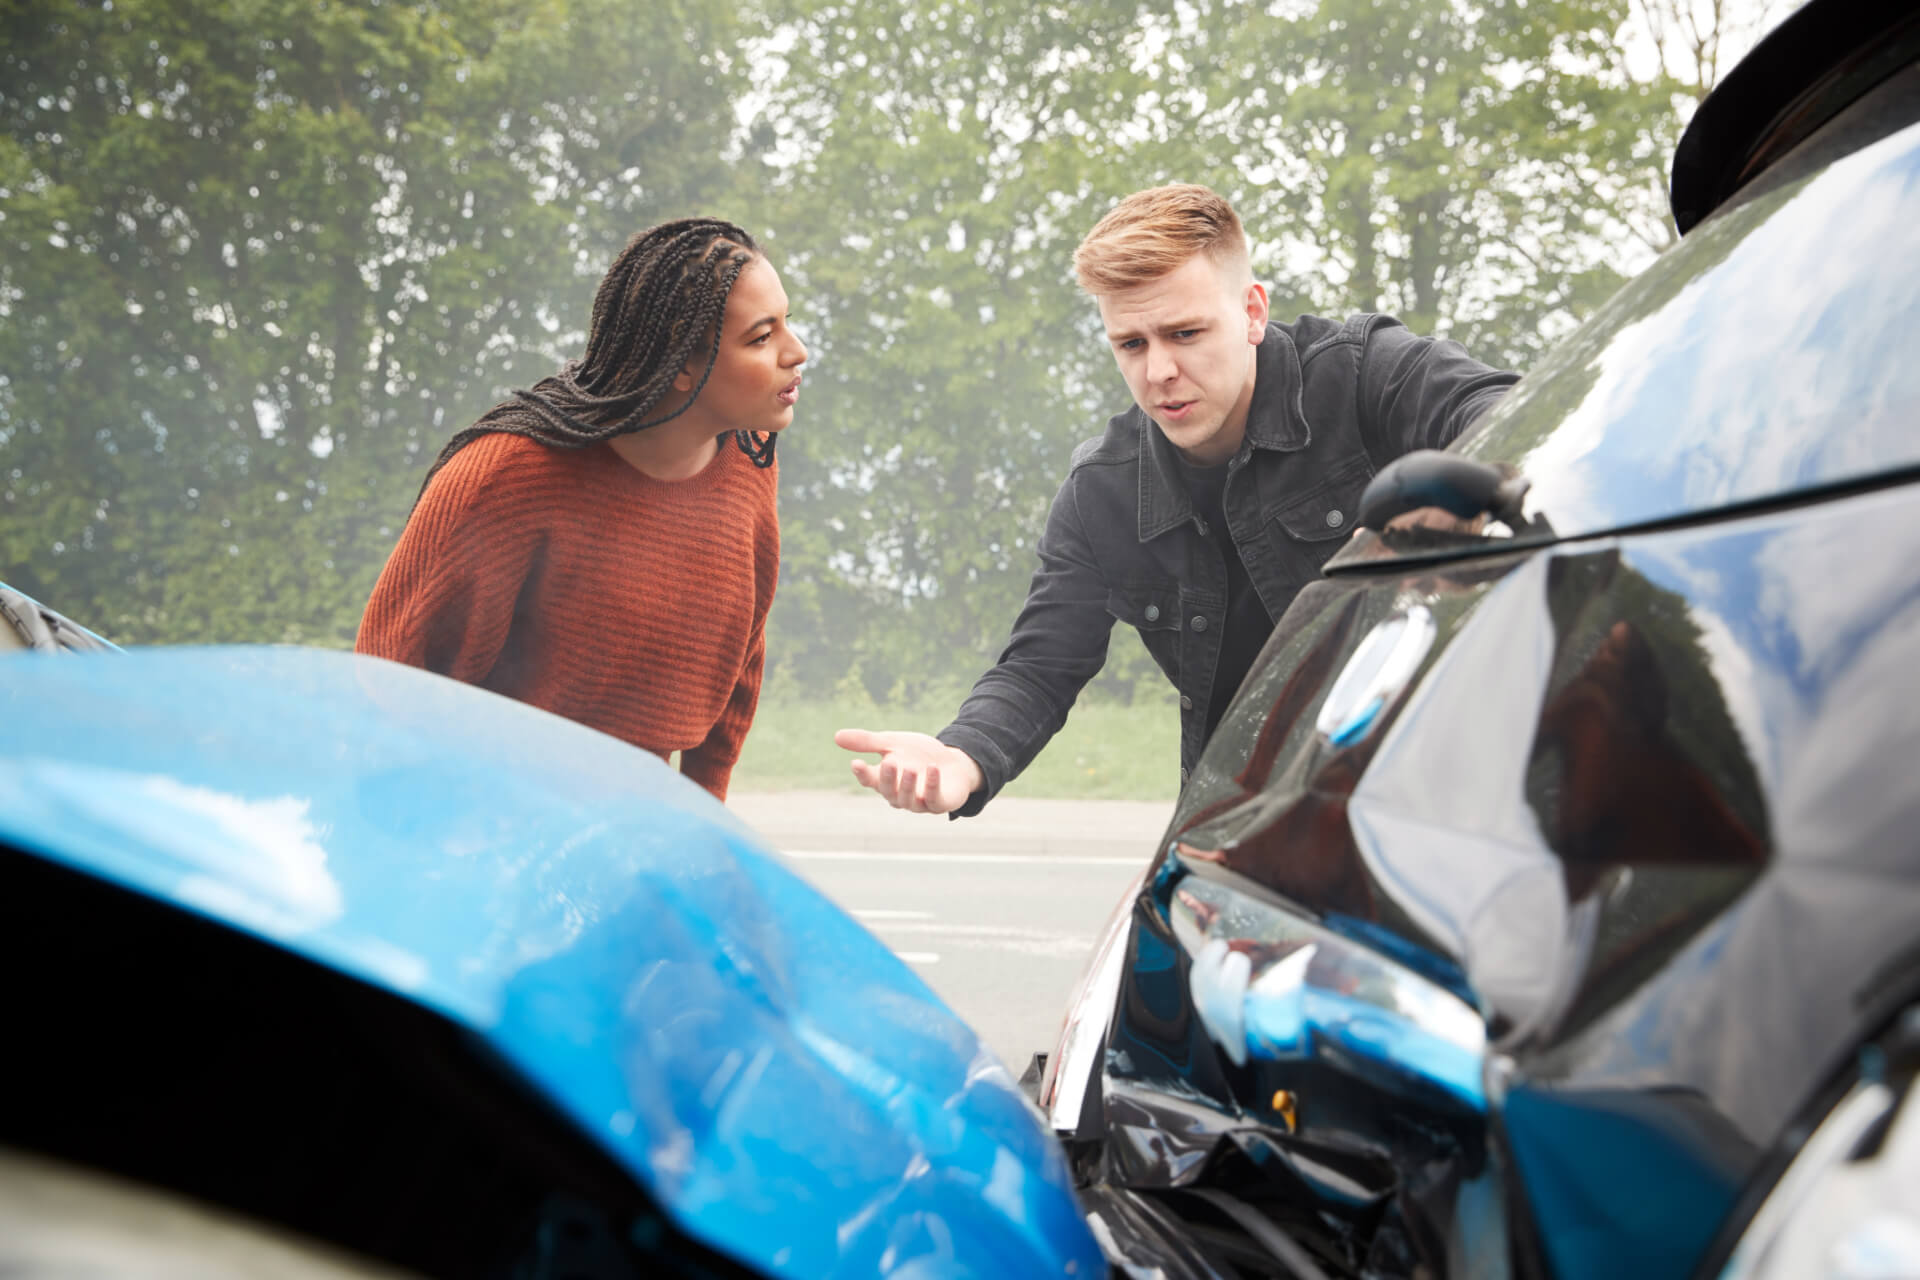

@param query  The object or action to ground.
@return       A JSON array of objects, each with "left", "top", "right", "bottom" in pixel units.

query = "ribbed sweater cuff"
[{"left": 680, "top": 752, "right": 733, "bottom": 803}]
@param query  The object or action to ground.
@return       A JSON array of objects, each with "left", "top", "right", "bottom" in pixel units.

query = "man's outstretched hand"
[{"left": 833, "top": 729, "right": 985, "bottom": 814}]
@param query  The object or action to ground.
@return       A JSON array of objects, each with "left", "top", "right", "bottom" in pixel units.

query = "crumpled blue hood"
[{"left": 0, "top": 646, "right": 1100, "bottom": 1278}]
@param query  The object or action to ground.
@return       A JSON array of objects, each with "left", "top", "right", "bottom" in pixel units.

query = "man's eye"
[
  {"left": 1174, "top": 329, "right": 1200, "bottom": 340},
  {"left": 1118, "top": 339, "right": 1143, "bottom": 352}
]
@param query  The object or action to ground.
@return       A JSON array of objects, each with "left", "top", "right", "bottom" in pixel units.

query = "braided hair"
[{"left": 416, "top": 217, "right": 776, "bottom": 503}]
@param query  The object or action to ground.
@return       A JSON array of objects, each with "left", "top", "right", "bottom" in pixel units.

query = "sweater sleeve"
[
  {"left": 680, "top": 461, "right": 778, "bottom": 802},
  {"left": 679, "top": 620, "right": 765, "bottom": 802},
  {"left": 354, "top": 442, "right": 541, "bottom": 683}
]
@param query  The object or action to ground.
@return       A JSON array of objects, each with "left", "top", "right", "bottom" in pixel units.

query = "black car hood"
[
  {"left": 1090, "top": 481, "right": 1920, "bottom": 1279},
  {"left": 1325, "top": 110, "right": 1920, "bottom": 579}
]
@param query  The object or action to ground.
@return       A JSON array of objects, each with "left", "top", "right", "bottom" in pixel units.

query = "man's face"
[
  {"left": 1096, "top": 252, "right": 1269, "bottom": 465},
  {"left": 683, "top": 255, "right": 808, "bottom": 435}
]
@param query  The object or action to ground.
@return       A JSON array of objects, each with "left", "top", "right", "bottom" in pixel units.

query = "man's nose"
[{"left": 1146, "top": 343, "right": 1178, "bottom": 385}]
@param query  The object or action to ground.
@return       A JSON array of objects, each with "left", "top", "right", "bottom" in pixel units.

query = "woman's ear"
[{"left": 673, "top": 365, "right": 697, "bottom": 393}]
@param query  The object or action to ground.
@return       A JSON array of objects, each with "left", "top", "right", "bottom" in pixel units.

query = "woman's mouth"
[{"left": 778, "top": 377, "right": 802, "bottom": 407}]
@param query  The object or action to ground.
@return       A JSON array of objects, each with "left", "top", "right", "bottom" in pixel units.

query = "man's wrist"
[
  {"left": 948, "top": 748, "right": 985, "bottom": 796},
  {"left": 934, "top": 725, "right": 1004, "bottom": 798}
]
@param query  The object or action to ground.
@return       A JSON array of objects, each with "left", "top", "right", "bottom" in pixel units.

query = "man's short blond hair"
[{"left": 1072, "top": 184, "right": 1250, "bottom": 295}]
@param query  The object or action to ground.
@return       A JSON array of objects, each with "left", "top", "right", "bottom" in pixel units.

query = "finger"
[
  {"left": 898, "top": 775, "right": 929, "bottom": 817},
  {"left": 835, "top": 727, "right": 885, "bottom": 754},
  {"left": 850, "top": 759, "right": 879, "bottom": 789},
  {"left": 878, "top": 761, "right": 901, "bottom": 805},
  {"left": 896, "top": 768, "right": 919, "bottom": 810},
  {"left": 924, "top": 764, "right": 943, "bottom": 812}
]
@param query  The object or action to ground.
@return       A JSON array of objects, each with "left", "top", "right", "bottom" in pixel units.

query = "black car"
[{"left": 1040, "top": 2, "right": 1920, "bottom": 1277}]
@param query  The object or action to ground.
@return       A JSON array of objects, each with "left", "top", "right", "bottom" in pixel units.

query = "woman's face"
[{"left": 686, "top": 256, "right": 807, "bottom": 435}]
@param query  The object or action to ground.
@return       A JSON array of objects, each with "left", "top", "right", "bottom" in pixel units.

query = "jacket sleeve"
[
  {"left": 680, "top": 622, "right": 765, "bottom": 803},
  {"left": 937, "top": 472, "right": 1115, "bottom": 817},
  {"left": 353, "top": 451, "right": 539, "bottom": 684},
  {"left": 1353, "top": 316, "right": 1519, "bottom": 463}
]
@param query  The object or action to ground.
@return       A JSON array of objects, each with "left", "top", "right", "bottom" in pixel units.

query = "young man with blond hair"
[{"left": 836, "top": 184, "right": 1516, "bottom": 815}]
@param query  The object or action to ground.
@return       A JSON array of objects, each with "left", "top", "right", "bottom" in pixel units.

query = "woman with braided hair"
[{"left": 356, "top": 217, "right": 805, "bottom": 800}]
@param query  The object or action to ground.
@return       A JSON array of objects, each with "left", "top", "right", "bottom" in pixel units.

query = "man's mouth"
[
  {"left": 1159, "top": 400, "right": 1195, "bottom": 420},
  {"left": 778, "top": 376, "right": 802, "bottom": 406}
]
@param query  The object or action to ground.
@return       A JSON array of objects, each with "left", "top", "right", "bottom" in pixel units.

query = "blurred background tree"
[
  {"left": 2, "top": 0, "right": 749, "bottom": 642},
  {"left": 2, "top": 0, "right": 1774, "bottom": 696}
]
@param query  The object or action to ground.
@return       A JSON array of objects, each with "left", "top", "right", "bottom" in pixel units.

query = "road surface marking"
[
  {"left": 894, "top": 951, "right": 941, "bottom": 964},
  {"left": 857, "top": 919, "right": 1097, "bottom": 959},
  {"left": 784, "top": 850, "right": 1144, "bottom": 867}
]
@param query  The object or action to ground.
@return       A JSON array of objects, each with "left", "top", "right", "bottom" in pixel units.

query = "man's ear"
[{"left": 1244, "top": 280, "right": 1270, "bottom": 343}]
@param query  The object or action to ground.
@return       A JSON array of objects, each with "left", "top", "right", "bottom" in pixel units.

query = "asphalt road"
[{"left": 728, "top": 790, "right": 1173, "bottom": 1070}]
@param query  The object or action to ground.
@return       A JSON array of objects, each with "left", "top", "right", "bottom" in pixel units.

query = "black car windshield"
[{"left": 1438, "top": 97, "right": 1920, "bottom": 546}]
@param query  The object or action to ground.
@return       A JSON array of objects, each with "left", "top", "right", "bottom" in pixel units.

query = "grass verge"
[{"left": 731, "top": 694, "right": 1181, "bottom": 800}]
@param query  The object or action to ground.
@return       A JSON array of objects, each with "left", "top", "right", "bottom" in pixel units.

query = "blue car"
[{"left": 0, "top": 637, "right": 1104, "bottom": 1278}]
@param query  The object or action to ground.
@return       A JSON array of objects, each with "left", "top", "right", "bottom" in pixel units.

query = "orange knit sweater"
[{"left": 355, "top": 432, "right": 779, "bottom": 800}]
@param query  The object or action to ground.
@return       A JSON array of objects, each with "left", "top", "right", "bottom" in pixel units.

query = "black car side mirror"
[{"left": 1357, "top": 451, "right": 1540, "bottom": 535}]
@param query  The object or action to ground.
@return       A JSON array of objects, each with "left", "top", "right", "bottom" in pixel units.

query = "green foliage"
[
  {"left": 1170, "top": 0, "right": 1685, "bottom": 363},
  {"left": 2, "top": 0, "right": 1733, "bottom": 713},
  {"left": 2, "top": 0, "right": 750, "bottom": 641},
  {"left": 743, "top": 0, "right": 1702, "bottom": 698},
  {"left": 736, "top": 0, "right": 1169, "bottom": 699}
]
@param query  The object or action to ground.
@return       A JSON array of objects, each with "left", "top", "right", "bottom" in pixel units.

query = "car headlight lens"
[{"left": 1170, "top": 870, "right": 1489, "bottom": 1112}]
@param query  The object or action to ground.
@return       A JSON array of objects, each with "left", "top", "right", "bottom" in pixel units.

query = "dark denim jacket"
[{"left": 937, "top": 314, "right": 1517, "bottom": 815}]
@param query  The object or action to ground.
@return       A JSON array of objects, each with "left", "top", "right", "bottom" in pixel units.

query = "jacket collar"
[{"left": 1136, "top": 323, "right": 1309, "bottom": 542}]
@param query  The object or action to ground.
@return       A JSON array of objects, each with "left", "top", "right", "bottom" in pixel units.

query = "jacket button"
[
  {"left": 1180, "top": 695, "right": 1193, "bottom": 711},
  {"left": 1191, "top": 615, "right": 1208, "bottom": 632},
  {"left": 1144, "top": 604, "right": 1160, "bottom": 622},
  {"left": 1325, "top": 509, "right": 1344, "bottom": 528}
]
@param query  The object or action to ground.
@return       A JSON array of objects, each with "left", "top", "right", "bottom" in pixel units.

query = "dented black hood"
[{"left": 1088, "top": 478, "right": 1920, "bottom": 1279}]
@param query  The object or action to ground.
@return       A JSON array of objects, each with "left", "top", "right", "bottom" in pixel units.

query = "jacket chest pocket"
[
  {"left": 1265, "top": 454, "right": 1372, "bottom": 589},
  {"left": 1106, "top": 584, "right": 1183, "bottom": 683}
]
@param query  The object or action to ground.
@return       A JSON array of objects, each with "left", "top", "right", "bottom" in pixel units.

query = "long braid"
[{"left": 414, "top": 218, "right": 775, "bottom": 506}]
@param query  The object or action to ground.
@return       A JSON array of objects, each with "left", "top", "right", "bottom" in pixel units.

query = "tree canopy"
[{"left": 2, "top": 0, "right": 1769, "bottom": 694}]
